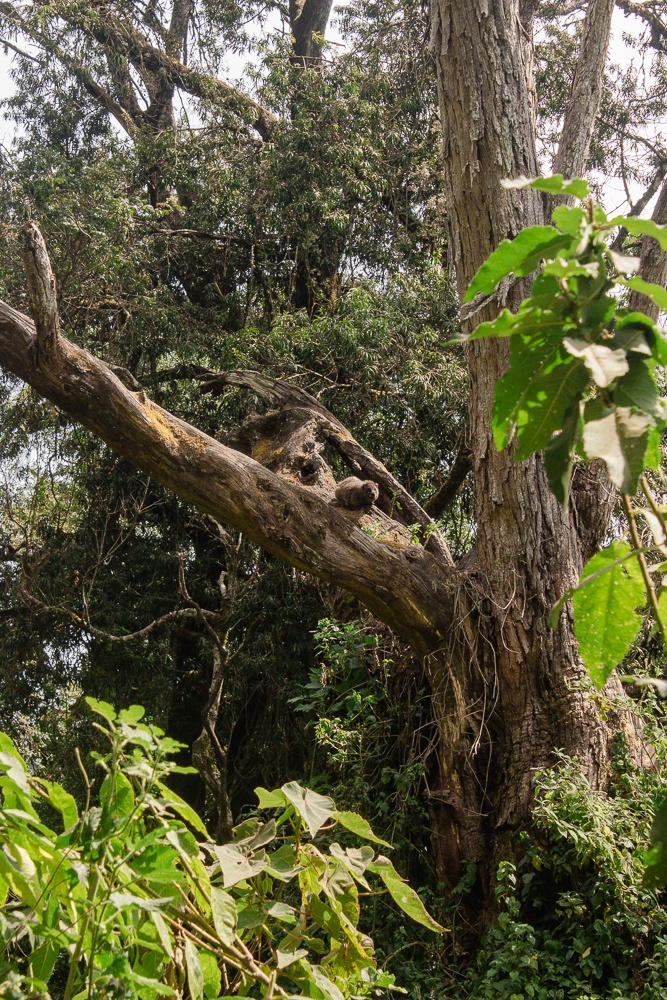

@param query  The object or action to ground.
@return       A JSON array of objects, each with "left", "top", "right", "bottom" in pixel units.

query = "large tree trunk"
[{"left": 426, "top": 0, "right": 644, "bottom": 915}]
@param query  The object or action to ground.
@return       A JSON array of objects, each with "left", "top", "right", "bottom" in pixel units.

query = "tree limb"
[
  {"left": 553, "top": 0, "right": 616, "bottom": 178},
  {"left": 627, "top": 174, "right": 667, "bottom": 321},
  {"left": 201, "top": 370, "right": 455, "bottom": 564},
  {"left": 0, "top": 232, "right": 457, "bottom": 655}
]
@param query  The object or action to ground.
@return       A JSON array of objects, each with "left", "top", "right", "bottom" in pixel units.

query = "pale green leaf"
[
  {"left": 210, "top": 885, "right": 237, "bottom": 944},
  {"left": 501, "top": 175, "right": 590, "bottom": 199},
  {"left": 85, "top": 697, "right": 117, "bottom": 723},
  {"left": 255, "top": 786, "right": 287, "bottom": 809},
  {"left": 282, "top": 781, "right": 335, "bottom": 838},
  {"left": 583, "top": 407, "right": 653, "bottom": 493},
  {"left": 562, "top": 338, "right": 628, "bottom": 388},
  {"left": 277, "top": 948, "right": 308, "bottom": 968},
  {"left": 213, "top": 843, "right": 267, "bottom": 887},
  {"left": 155, "top": 780, "right": 208, "bottom": 835}
]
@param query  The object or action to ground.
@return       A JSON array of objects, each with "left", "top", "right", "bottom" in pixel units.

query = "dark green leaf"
[{"left": 543, "top": 403, "right": 582, "bottom": 508}]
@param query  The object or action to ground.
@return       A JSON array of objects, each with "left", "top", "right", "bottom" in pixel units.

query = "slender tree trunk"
[{"left": 426, "top": 0, "right": 644, "bottom": 915}]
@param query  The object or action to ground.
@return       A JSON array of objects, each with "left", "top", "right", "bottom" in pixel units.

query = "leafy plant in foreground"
[
  {"left": 460, "top": 174, "right": 667, "bottom": 891},
  {"left": 0, "top": 699, "right": 442, "bottom": 999}
]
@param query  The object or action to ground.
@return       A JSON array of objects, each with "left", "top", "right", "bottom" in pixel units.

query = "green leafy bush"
[{"left": 0, "top": 699, "right": 442, "bottom": 999}]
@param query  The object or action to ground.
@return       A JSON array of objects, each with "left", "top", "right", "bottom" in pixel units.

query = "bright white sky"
[{"left": 0, "top": 6, "right": 662, "bottom": 215}]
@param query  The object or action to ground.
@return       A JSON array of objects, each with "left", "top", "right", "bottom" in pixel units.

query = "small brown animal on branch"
[{"left": 334, "top": 477, "right": 379, "bottom": 509}]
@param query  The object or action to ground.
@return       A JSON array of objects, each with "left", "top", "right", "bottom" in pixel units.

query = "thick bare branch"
[
  {"left": 202, "top": 370, "right": 455, "bottom": 565},
  {"left": 0, "top": 289, "right": 456, "bottom": 654},
  {"left": 553, "top": 0, "right": 616, "bottom": 178}
]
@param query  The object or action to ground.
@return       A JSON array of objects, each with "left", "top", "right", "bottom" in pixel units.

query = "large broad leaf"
[
  {"left": 40, "top": 780, "right": 79, "bottom": 830},
  {"left": 210, "top": 885, "right": 237, "bottom": 944},
  {"left": 199, "top": 949, "right": 222, "bottom": 1000},
  {"left": 611, "top": 217, "right": 667, "bottom": 252},
  {"left": 464, "top": 227, "right": 571, "bottom": 302},
  {"left": 332, "top": 810, "right": 391, "bottom": 848},
  {"left": 572, "top": 540, "right": 646, "bottom": 689},
  {"left": 282, "top": 781, "right": 335, "bottom": 838},
  {"left": 213, "top": 844, "right": 267, "bottom": 887},
  {"left": 543, "top": 403, "right": 582, "bottom": 508},
  {"left": 367, "top": 857, "right": 444, "bottom": 932},
  {"left": 495, "top": 351, "right": 590, "bottom": 460},
  {"left": 493, "top": 332, "right": 567, "bottom": 449},
  {"left": 583, "top": 407, "right": 653, "bottom": 494},
  {"left": 255, "top": 786, "right": 287, "bottom": 809}
]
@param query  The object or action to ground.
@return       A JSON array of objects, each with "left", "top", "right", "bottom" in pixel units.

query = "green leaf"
[
  {"left": 281, "top": 781, "right": 335, "bottom": 838},
  {"left": 100, "top": 771, "right": 135, "bottom": 818},
  {"left": 508, "top": 356, "right": 590, "bottom": 460},
  {"left": 572, "top": 540, "right": 646, "bottom": 688},
  {"left": 213, "top": 844, "right": 267, "bottom": 887},
  {"left": 118, "top": 705, "right": 146, "bottom": 724},
  {"left": 255, "top": 786, "right": 287, "bottom": 809},
  {"left": 31, "top": 939, "right": 60, "bottom": 984},
  {"left": 151, "top": 911, "right": 173, "bottom": 958},
  {"left": 613, "top": 355, "right": 664, "bottom": 419},
  {"left": 367, "top": 856, "right": 444, "bottom": 932},
  {"left": 583, "top": 406, "right": 653, "bottom": 494},
  {"left": 464, "top": 227, "right": 570, "bottom": 302},
  {"left": 611, "top": 216, "right": 667, "bottom": 252},
  {"left": 619, "top": 275, "right": 667, "bottom": 313},
  {"left": 332, "top": 810, "right": 391, "bottom": 847},
  {"left": 543, "top": 403, "right": 582, "bottom": 508},
  {"left": 199, "top": 949, "right": 222, "bottom": 999},
  {"left": 41, "top": 780, "right": 79, "bottom": 830},
  {"left": 184, "top": 939, "right": 204, "bottom": 1000},
  {"left": 210, "top": 885, "right": 237, "bottom": 944},
  {"left": 502, "top": 175, "right": 590, "bottom": 199},
  {"left": 155, "top": 781, "right": 208, "bottom": 835},
  {"left": 85, "top": 697, "right": 117, "bottom": 723},
  {"left": 492, "top": 333, "right": 567, "bottom": 449},
  {"left": 277, "top": 948, "right": 308, "bottom": 968},
  {"left": 552, "top": 205, "right": 586, "bottom": 236}
]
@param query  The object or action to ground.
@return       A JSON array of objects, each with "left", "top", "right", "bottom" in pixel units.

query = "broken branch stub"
[{"left": 22, "top": 222, "right": 61, "bottom": 367}]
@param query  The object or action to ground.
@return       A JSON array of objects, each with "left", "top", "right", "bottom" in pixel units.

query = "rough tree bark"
[{"left": 426, "top": 0, "right": 646, "bottom": 903}]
